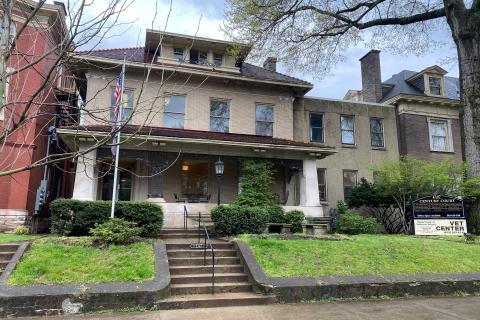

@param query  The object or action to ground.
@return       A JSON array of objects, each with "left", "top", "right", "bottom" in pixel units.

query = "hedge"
[
  {"left": 211, "top": 205, "right": 269, "bottom": 236},
  {"left": 337, "top": 211, "right": 380, "bottom": 235},
  {"left": 50, "top": 199, "right": 164, "bottom": 237}
]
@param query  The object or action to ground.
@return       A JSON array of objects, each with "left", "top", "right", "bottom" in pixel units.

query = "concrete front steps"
[
  {"left": 159, "top": 228, "right": 275, "bottom": 309},
  {"left": 0, "top": 243, "right": 20, "bottom": 275}
]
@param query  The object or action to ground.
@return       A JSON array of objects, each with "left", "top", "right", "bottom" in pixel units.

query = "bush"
[
  {"left": 337, "top": 211, "right": 380, "bottom": 235},
  {"left": 211, "top": 205, "right": 268, "bottom": 236},
  {"left": 50, "top": 199, "right": 163, "bottom": 237},
  {"left": 14, "top": 226, "right": 29, "bottom": 235},
  {"left": 266, "top": 205, "right": 285, "bottom": 223},
  {"left": 285, "top": 210, "right": 305, "bottom": 233},
  {"left": 90, "top": 218, "right": 141, "bottom": 244}
]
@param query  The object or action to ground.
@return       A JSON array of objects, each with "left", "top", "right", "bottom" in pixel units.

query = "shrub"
[
  {"left": 50, "top": 199, "right": 163, "bottom": 237},
  {"left": 266, "top": 205, "right": 285, "bottom": 223},
  {"left": 337, "top": 211, "right": 380, "bottom": 235},
  {"left": 90, "top": 218, "right": 141, "bottom": 244},
  {"left": 211, "top": 205, "right": 268, "bottom": 236},
  {"left": 14, "top": 226, "right": 29, "bottom": 235},
  {"left": 337, "top": 200, "right": 348, "bottom": 215},
  {"left": 285, "top": 210, "right": 305, "bottom": 233}
]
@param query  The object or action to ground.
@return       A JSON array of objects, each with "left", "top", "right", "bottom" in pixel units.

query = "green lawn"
[
  {"left": 8, "top": 238, "right": 155, "bottom": 285},
  {"left": 241, "top": 234, "right": 480, "bottom": 277},
  {"left": 0, "top": 233, "right": 38, "bottom": 244}
]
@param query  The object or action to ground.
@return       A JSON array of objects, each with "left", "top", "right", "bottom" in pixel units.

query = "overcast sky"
[{"left": 90, "top": 0, "right": 459, "bottom": 99}]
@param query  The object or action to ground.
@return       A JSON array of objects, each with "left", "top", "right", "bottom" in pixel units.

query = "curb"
[
  {"left": 0, "top": 240, "right": 171, "bottom": 317},
  {"left": 235, "top": 240, "right": 480, "bottom": 303}
]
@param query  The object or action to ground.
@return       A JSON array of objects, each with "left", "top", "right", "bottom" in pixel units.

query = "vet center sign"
[{"left": 413, "top": 195, "right": 467, "bottom": 236}]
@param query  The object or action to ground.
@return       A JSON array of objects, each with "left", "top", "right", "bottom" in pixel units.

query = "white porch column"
[
  {"left": 72, "top": 147, "right": 97, "bottom": 200},
  {"left": 299, "top": 158, "right": 320, "bottom": 206}
]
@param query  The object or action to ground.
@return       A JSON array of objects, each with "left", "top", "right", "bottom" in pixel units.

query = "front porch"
[{"left": 59, "top": 126, "right": 336, "bottom": 228}]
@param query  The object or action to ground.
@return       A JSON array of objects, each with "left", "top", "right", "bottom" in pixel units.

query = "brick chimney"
[
  {"left": 360, "top": 50, "right": 382, "bottom": 103},
  {"left": 263, "top": 57, "right": 277, "bottom": 72}
]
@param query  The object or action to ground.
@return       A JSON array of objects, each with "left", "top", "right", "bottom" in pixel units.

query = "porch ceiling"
[{"left": 58, "top": 125, "right": 337, "bottom": 160}]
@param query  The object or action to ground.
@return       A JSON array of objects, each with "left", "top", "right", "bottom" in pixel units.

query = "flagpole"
[{"left": 110, "top": 53, "right": 126, "bottom": 218}]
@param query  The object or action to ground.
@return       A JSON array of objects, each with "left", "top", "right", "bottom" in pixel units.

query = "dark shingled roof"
[
  {"left": 381, "top": 70, "right": 460, "bottom": 102},
  {"left": 75, "top": 47, "right": 311, "bottom": 87},
  {"left": 61, "top": 125, "right": 324, "bottom": 148}
]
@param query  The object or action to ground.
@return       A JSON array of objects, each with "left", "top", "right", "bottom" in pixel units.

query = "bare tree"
[{"left": 224, "top": 0, "right": 480, "bottom": 228}]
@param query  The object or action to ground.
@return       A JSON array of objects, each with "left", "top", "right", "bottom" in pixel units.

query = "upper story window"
[
  {"left": 163, "top": 95, "right": 185, "bottom": 129},
  {"left": 256, "top": 104, "right": 274, "bottom": 136},
  {"left": 340, "top": 115, "right": 355, "bottom": 145},
  {"left": 173, "top": 48, "right": 184, "bottom": 61},
  {"left": 198, "top": 51, "right": 208, "bottom": 65},
  {"left": 210, "top": 100, "right": 230, "bottom": 133},
  {"left": 343, "top": 170, "right": 358, "bottom": 202},
  {"left": 428, "top": 118, "right": 453, "bottom": 152},
  {"left": 111, "top": 88, "right": 134, "bottom": 124},
  {"left": 429, "top": 76, "right": 442, "bottom": 95},
  {"left": 310, "top": 113, "right": 324, "bottom": 143},
  {"left": 370, "top": 118, "right": 384, "bottom": 148},
  {"left": 317, "top": 168, "right": 327, "bottom": 202},
  {"left": 213, "top": 53, "right": 223, "bottom": 67}
]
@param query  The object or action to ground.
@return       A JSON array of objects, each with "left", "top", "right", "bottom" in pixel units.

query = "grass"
[
  {"left": 240, "top": 234, "right": 480, "bottom": 277},
  {"left": 8, "top": 237, "right": 155, "bottom": 285},
  {"left": 0, "top": 233, "right": 38, "bottom": 244}
]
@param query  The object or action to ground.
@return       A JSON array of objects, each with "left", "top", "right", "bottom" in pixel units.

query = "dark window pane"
[
  {"left": 210, "top": 117, "right": 229, "bottom": 132},
  {"left": 210, "top": 100, "right": 230, "bottom": 117},
  {"left": 311, "top": 127, "right": 323, "bottom": 142},
  {"left": 310, "top": 113, "right": 323, "bottom": 127},
  {"left": 256, "top": 121, "right": 273, "bottom": 136}
]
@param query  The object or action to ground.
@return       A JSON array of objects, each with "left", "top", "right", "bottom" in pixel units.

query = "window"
[
  {"left": 343, "top": 170, "right": 358, "bottom": 202},
  {"left": 317, "top": 168, "right": 327, "bottom": 202},
  {"left": 213, "top": 53, "right": 223, "bottom": 67},
  {"left": 173, "top": 48, "right": 184, "bottom": 61},
  {"left": 163, "top": 95, "right": 185, "bottom": 128},
  {"left": 340, "top": 115, "right": 355, "bottom": 145},
  {"left": 198, "top": 51, "right": 208, "bottom": 65},
  {"left": 428, "top": 118, "right": 453, "bottom": 152},
  {"left": 370, "top": 118, "right": 384, "bottom": 147},
  {"left": 310, "top": 113, "right": 324, "bottom": 143},
  {"left": 429, "top": 77, "right": 442, "bottom": 95},
  {"left": 111, "top": 88, "right": 134, "bottom": 124},
  {"left": 256, "top": 104, "right": 274, "bottom": 136},
  {"left": 210, "top": 100, "right": 230, "bottom": 132}
]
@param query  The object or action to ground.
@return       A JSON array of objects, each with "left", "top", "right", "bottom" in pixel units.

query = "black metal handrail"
[
  {"left": 202, "top": 224, "right": 215, "bottom": 295},
  {"left": 183, "top": 205, "right": 188, "bottom": 230}
]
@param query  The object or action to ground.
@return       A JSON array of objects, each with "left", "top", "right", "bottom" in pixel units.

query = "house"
[
  {"left": 0, "top": 1, "right": 75, "bottom": 232},
  {"left": 345, "top": 50, "right": 461, "bottom": 162},
  {"left": 293, "top": 96, "right": 399, "bottom": 212},
  {"left": 59, "top": 30, "right": 340, "bottom": 226}
]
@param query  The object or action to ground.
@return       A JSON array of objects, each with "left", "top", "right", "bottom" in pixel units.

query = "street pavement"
[{"left": 16, "top": 296, "right": 480, "bottom": 320}]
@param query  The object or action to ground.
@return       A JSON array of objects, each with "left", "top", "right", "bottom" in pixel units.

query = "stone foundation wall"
[{"left": 0, "top": 209, "right": 28, "bottom": 232}]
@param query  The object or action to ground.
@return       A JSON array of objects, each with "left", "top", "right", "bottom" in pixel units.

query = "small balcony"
[{"left": 55, "top": 74, "right": 76, "bottom": 94}]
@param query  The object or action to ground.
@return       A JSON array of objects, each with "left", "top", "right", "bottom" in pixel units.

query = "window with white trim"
[
  {"left": 428, "top": 118, "right": 453, "bottom": 152},
  {"left": 173, "top": 48, "right": 184, "bottom": 61},
  {"left": 213, "top": 53, "right": 223, "bottom": 67},
  {"left": 317, "top": 168, "right": 327, "bottom": 202},
  {"left": 370, "top": 118, "right": 384, "bottom": 147},
  {"left": 163, "top": 95, "right": 185, "bottom": 129},
  {"left": 111, "top": 88, "right": 134, "bottom": 124},
  {"left": 428, "top": 77, "right": 442, "bottom": 95},
  {"left": 343, "top": 170, "right": 358, "bottom": 202},
  {"left": 310, "top": 113, "right": 324, "bottom": 143},
  {"left": 340, "top": 115, "right": 355, "bottom": 145},
  {"left": 255, "top": 104, "right": 274, "bottom": 136},
  {"left": 210, "top": 100, "right": 230, "bottom": 133}
]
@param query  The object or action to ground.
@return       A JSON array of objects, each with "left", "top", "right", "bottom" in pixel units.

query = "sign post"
[{"left": 412, "top": 195, "right": 467, "bottom": 236}]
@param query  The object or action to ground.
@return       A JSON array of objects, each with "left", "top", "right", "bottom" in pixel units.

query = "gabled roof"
[
  {"left": 381, "top": 70, "right": 460, "bottom": 102},
  {"left": 73, "top": 47, "right": 312, "bottom": 88}
]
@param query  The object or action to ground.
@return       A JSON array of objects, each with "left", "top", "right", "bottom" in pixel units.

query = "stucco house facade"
[{"left": 59, "top": 30, "right": 344, "bottom": 226}]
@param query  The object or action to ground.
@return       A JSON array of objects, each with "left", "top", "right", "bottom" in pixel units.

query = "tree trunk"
[{"left": 444, "top": 0, "right": 480, "bottom": 233}]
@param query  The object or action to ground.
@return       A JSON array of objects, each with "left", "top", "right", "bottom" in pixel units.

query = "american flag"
[{"left": 112, "top": 70, "right": 124, "bottom": 125}]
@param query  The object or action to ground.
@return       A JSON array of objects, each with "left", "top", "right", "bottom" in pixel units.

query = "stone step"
[
  {"left": 158, "top": 292, "right": 275, "bottom": 309},
  {"left": 0, "top": 260, "right": 9, "bottom": 269},
  {"left": 170, "top": 273, "right": 248, "bottom": 284},
  {"left": 0, "top": 244, "right": 20, "bottom": 252},
  {"left": 171, "top": 282, "right": 252, "bottom": 295},
  {"left": 0, "top": 252, "right": 15, "bottom": 260},
  {"left": 169, "top": 265, "right": 245, "bottom": 275},
  {"left": 168, "top": 257, "right": 240, "bottom": 266},
  {"left": 161, "top": 229, "right": 203, "bottom": 234},
  {"left": 166, "top": 242, "right": 233, "bottom": 250},
  {"left": 167, "top": 249, "right": 238, "bottom": 258},
  {"left": 161, "top": 233, "right": 204, "bottom": 239}
]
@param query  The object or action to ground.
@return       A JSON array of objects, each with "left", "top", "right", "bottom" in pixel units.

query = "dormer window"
[
  {"left": 173, "top": 48, "right": 184, "bottom": 61},
  {"left": 429, "top": 77, "right": 442, "bottom": 95},
  {"left": 213, "top": 53, "right": 223, "bottom": 67}
]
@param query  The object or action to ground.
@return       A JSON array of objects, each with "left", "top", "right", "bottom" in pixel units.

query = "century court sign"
[{"left": 413, "top": 195, "right": 467, "bottom": 236}]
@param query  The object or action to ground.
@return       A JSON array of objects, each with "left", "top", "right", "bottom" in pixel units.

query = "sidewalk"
[{"left": 15, "top": 296, "right": 480, "bottom": 320}]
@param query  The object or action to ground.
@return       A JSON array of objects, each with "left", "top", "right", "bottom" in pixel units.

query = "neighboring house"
[
  {"left": 345, "top": 50, "right": 462, "bottom": 162},
  {"left": 293, "top": 97, "right": 399, "bottom": 212},
  {"left": 0, "top": 1, "right": 75, "bottom": 232},
  {"left": 58, "top": 30, "right": 337, "bottom": 225}
]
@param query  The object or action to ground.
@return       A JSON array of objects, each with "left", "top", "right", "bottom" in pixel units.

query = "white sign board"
[{"left": 414, "top": 219, "right": 467, "bottom": 236}]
